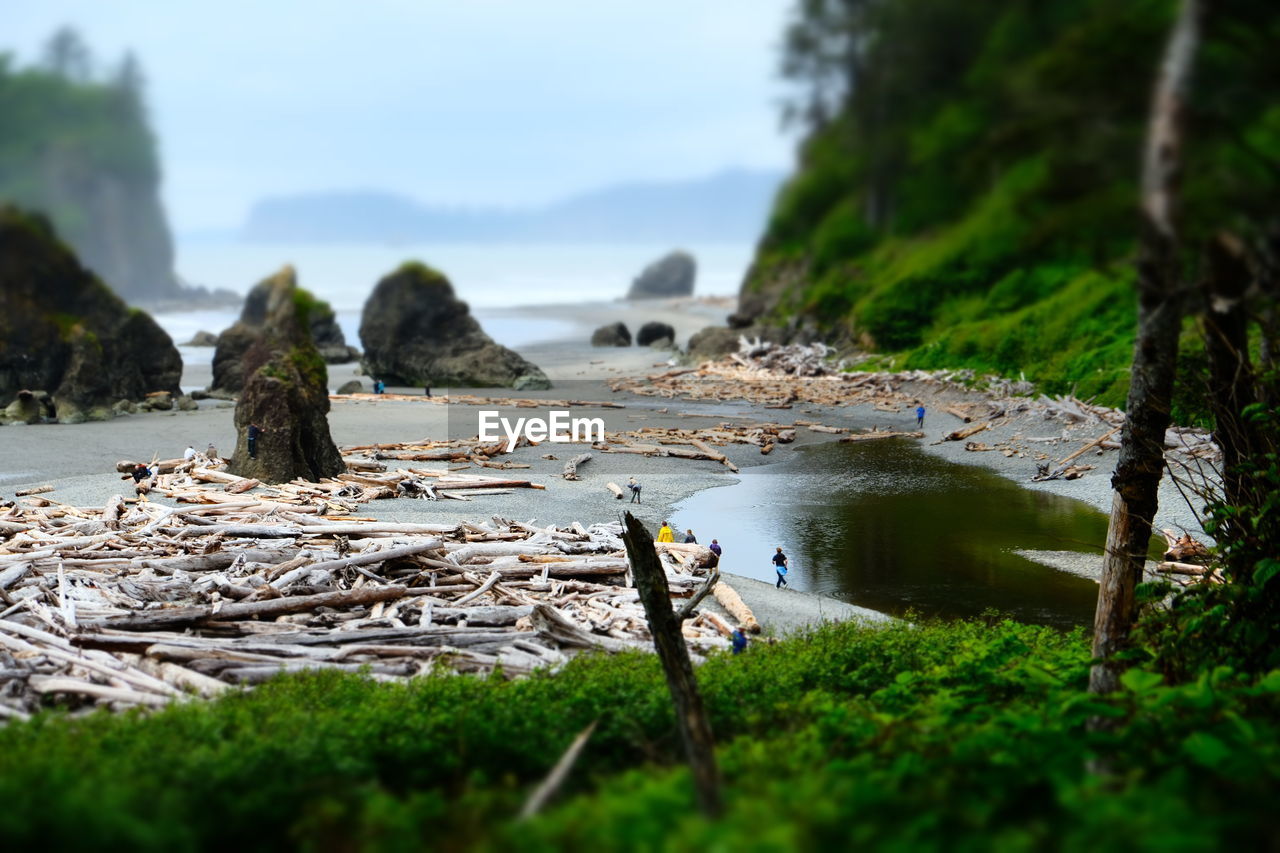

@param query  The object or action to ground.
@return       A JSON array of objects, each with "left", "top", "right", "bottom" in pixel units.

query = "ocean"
[{"left": 160, "top": 241, "right": 756, "bottom": 351}]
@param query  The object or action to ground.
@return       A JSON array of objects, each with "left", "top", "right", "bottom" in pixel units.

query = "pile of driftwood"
[
  {"left": 0, "top": 490, "right": 758, "bottom": 721},
  {"left": 731, "top": 338, "right": 835, "bottom": 377}
]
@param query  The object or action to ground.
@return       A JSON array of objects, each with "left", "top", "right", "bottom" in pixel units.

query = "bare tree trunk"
[
  {"left": 621, "top": 512, "right": 722, "bottom": 817},
  {"left": 1091, "top": 0, "right": 1205, "bottom": 694}
]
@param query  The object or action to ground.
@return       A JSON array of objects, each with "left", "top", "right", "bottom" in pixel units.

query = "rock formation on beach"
[
  {"left": 636, "top": 321, "right": 676, "bottom": 347},
  {"left": 0, "top": 206, "right": 182, "bottom": 423},
  {"left": 226, "top": 271, "right": 343, "bottom": 483},
  {"left": 591, "top": 322, "right": 632, "bottom": 347},
  {"left": 359, "top": 262, "right": 550, "bottom": 389},
  {"left": 211, "top": 268, "right": 359, "bottom": 394},
  {"left": 627, "top": 250, "right": 696, "bottom": 299},
  {"left": 685, "top": 326, "right": 742, "bottom": 361}
]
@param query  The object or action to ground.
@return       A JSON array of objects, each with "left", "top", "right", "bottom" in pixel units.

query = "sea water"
[{"left": 160, "top": 240, "right": 755, "bottom": 350}]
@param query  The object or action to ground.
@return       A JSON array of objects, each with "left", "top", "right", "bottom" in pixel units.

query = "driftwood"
[
  {"left": 605, "top": 482, "right": 625, "bottom": 500},
  {"left": 711, "top": 580, "right": 761, "bottom": 634},
  {"left": 0, "top": 479, "right": 731, "bottom": 719},
  {"left": 562, "top": 453, "right": 592, "bottom": 481},
  {"left": 944, "top": 422, "right": 990, "bottom": 442}
]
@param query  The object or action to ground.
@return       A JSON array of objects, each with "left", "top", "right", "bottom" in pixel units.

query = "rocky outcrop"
[
  {"left": 627, "top": 251, "right": 696, "bottom": 299},
  {"left": 226, "top": 273, "right": 343, "bottom": 484},
  {"left": 336, "top": 379, "right": 365, "bottom": 395},
  {"left": 685, "top": 326, "right": 741, "bottom": 361},
  {"left": 184, "top": 331, "right": 218, "bottom": 346},
  {"left": 636, "top": 321, "right": 676, "bottom": 347},
  {"left": 0, "top": 206, "right": 182, "bottom": 420},
  {"left": 591, "top": 322, "right": 632, "bottom": 347},
  {"left": 211, "top": 268, "right": 359, "bottom": 393},
  {"left": 359, "top": 262, "right": 550, "bottom": 389}
]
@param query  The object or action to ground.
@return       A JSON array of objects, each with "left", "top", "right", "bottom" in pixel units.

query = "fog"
[{"left": 5, "top": 1, "right": 795, "bottom": 233}]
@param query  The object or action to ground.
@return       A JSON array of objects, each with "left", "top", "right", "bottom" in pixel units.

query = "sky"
[{"left": 6, "top": 1, "right": 798, "bottom": 232}]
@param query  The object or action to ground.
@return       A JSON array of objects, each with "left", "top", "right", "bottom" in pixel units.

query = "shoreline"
[{"left": 0, "top": 299, "right": 1209, "bottom": 634}]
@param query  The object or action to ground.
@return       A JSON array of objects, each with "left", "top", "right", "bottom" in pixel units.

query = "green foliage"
[
  {"left": 1137, "top": 385, "right": 1280, "bottom": 680},
  {"left": 1, "top": 617, "right": 1277, "bottom": 849},
  {"left": 761, "top": 0, "right": 1280, "bottom": 408},
  {"left": 289, "top": 287, "right": 331, "bottom": 329}
]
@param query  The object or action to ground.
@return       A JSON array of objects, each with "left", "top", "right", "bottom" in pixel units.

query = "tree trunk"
[
  {"left": 1202, "top": 234, "right": 1264, "bottom": 512},
  {"left": 1091, "top": 0, "right": 1204, "bottom": 695},
  {"left": 621, "top": 511, "right": 722, "bottom": 817}
]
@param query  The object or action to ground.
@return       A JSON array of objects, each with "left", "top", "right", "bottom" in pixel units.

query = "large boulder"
[
  {"left": 226, "top": 274, "right": 343, "bottom": 484},
  {"left": 686, "top": 326, "right": 741, "bottom": 362},
  {"left": 591, "top": 322, "right": 632, "bottom": 347},
  {"left": 183, "top": 330, "right": 218, "bottom": 346},
  {"left": 359, "top": 262, "right": 550, "bottom": 389},
  {"left": 212, "top": 268, "right": 358, "bottom": 393},
  {"left": 627, "top": 250, "right": 696, "bottom": 299},
  {"left": 636, "top": 321, "right": 676, "bottom": 347},
  {"left": 0, "top": 206, "right": 182, "bottom": 418}
]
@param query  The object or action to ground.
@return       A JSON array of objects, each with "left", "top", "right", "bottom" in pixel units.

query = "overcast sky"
[{"left": 7, "top": 1, "right": 797, "bottom": 232}]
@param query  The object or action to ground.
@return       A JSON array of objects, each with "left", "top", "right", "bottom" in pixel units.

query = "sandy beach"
[{"left": 0, "top": 296, "right": 1205, "bottom": 632}]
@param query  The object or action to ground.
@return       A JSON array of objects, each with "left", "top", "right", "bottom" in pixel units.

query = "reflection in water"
[{"left": 672, "top": 440, "right": 1113, "bottom": 628}]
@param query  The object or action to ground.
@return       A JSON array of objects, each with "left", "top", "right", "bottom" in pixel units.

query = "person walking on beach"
[
  {"left": 772, "top": 546, "right": 789, "bottom": 588},
  {"left": 247, "top": 423, "right": 264, "bottom": 460},
  {"left": 657, "top": 521, "right": 675, "bottom": 543},
  {"left": 916, "top": 404, "right": 926, "bottom": 428},
  {"left": 627, "top": 477, "right": 641, "bottom": 504},
  {"left": 731, "top": 626, "right": 748, "bottom": 655},
  {"left": 683, "top": 529, "right": 697, "bottom": 544}
]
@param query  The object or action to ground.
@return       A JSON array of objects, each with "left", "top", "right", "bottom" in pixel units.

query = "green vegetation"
[
  {"left": 0, "top": 616, "right": 1276, "bottom": 849},
  {"left": 0, "top": 28, "right": 177, "bottom": 301},
  {"left": 290, "top": 287, "right": 332, "bottom": 330},
  {"left": 757, "top": 0, "right": 1279, "bottom": 406}
]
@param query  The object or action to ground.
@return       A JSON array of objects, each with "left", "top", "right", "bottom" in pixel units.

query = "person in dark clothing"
[
  {"left": 683, "top": 529, "right": 697, "bottom": 544},
  {"left": 709, "top": 539, "right": 722, "bottom": 558},
  {"left": 772, "top": 546, "right": 789, "bottom": 588},
  {"left": 627, "top": 477, "right": 641, "bottom": 504},
  {"left": 130, "top": 463, "right": 151, "bottom": 483},
  {"left": 247, "top": 423, "right": 264, "bottom": 460},
  {"left": 424, "top": 386, "right": 431, "bottom": 397},
  {"left": 731, "top": 627, "right": 748, "bottom": 655},
  {"left": 916, "top": 404, "right": 926, "bottom": 428}
]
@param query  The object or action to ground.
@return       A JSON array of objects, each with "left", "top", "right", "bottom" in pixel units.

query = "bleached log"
[
  {"left": 605, "top": 482, "right": 625, "bottom": 500},
  {"left": 562, "top": 453, "right": 592, "bottom": 481},
  {"left": 712, "top": 580, "right": 761, "bottom": 634}
]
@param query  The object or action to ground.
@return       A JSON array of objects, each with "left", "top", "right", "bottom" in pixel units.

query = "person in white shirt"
[{"left": 183, "top": 445, "right": 196, "bottom": 461}]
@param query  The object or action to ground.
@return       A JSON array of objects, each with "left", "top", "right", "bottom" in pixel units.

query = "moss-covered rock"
[
  {"left": 0, "top": 206, "right": 182, "bottom": 418},
  {"left": 226, "top": 271, "right": 343, "bottom": 484},
  {"left": 212, "top": 268, "right": 358, "bottom": 393},
  {"left": 359, "top": 262, "right": 550, "bottom": 389}
]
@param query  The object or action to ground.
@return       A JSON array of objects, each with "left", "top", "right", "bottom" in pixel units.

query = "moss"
[
  {"left": 290, "top": 287, "right": 332, "bottom": 328},
  {"left": 287, "top": 346, "right": 328, "bottom": 389}
]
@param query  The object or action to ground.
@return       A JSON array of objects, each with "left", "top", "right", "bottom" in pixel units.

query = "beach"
[{"left": 0, "top": 296, "right": 1207, "bottom": 632}]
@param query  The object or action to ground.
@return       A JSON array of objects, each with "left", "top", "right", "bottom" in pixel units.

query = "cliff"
[
  {"left": 0, "top": 34, "right": 205, "bottom": 305},
  {"left": 743, "top": 0, "right": 1278, "bottom": 409}
]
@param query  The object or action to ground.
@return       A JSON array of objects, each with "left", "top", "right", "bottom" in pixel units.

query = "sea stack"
[
  {"left": 627, "top": 250, "right": 696, "bottom": 299},
  {"left": 212, "top": 268, "right": 358, "bottom": 394},
  {"left": 226, "top": 267, "right": 343, "bottom": 483},
  {"left": 359, "top": 262, "right": 550, "bottom": 389},
  {"left": 0, "top": 205, "right": 182, "bottom": 423}
]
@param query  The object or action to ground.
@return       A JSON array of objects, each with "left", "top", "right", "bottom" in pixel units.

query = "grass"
[{"left": 1, "top": 617, "right": 1277, "bottom": 850}]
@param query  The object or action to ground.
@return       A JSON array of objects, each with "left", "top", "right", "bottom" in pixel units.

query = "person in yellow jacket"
[{"left": 656, "top": 521, "right": 675, "bottom": 543}]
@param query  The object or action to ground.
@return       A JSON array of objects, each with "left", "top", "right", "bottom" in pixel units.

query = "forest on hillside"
[
  {"left": 0, "top": 27, "right": 183, "bottom": 303},
  {"left": 742, "top": 0, "right": 1279, "bottom": 410}
]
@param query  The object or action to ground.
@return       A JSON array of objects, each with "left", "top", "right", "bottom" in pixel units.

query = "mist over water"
[{"left": 169, "top": 240, "right": 755, "bottom": 348}]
